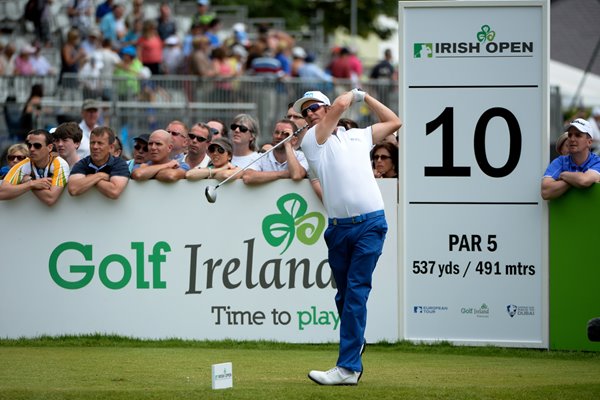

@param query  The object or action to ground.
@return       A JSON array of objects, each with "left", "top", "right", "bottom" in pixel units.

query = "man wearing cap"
[
  {"left": 68, "top": 126, "right": 130, "bottom": 199},
  {"left": 293, "top": 89, "right": 401, "bottom": 386},
  {"left": 128, "top": 133, "right": 150, "bottom": 173},
  {"left": 131, "top": 129, "right": 189, "bottom": 182},
  {"left": 77, "top": 99, "right": 101, "bottom": 158},
  {"left": 542, "top": 118, "right": 600, "bottom": 200}
]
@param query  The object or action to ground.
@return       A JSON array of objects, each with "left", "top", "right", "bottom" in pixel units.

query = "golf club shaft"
[{"left": 215, "top": 125, "right": 308, "bottom": 189}]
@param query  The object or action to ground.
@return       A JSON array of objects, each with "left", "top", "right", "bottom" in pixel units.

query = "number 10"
[{"left": 424, "top": 107, "right": 522, "bottom": 178}]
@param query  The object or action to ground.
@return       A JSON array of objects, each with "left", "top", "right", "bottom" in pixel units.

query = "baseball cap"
[
  {"left": 120, "top": 45, "right": 137, "bottom": 57},
  {"left": 82, "top": 99, "right": 100, "bottom": 111},
  {"left": 293, "top": 91, "right": 331, "bottom": 113},
  {"left": 292, "top": 46, "right": 307, "bottom": 59},
  {"left": 569, "top": 118, "right": 593, "bottom": 136},
  {"left": 133, "top": 133, "right": 150, "bottom": 143},
  {"left": 197, "top": 0, "right": 209, "bottom": 5},
  {"left": 209, "top": 137, "right": 232, "bottom": 154}
]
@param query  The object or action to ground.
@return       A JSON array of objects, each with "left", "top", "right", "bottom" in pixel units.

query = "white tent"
[{"left": 550, "top": 60, "right": 600, "bottom": 109}]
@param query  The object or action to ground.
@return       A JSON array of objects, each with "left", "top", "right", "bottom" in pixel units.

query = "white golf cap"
[
  {"left": 569, "top": 118, "right": 593, "bottom": 136},
  {"left": 293, "top": 91, "right": 331, "bottom": 113}
]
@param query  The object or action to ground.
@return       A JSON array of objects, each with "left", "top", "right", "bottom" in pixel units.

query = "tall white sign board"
[{"left": 399, "top": 1, "right": 548, "bottom": 347}]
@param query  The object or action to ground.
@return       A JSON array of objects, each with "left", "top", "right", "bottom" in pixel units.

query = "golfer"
[{"left": 293, "top": 89, "right": 402, "bottom": 385}]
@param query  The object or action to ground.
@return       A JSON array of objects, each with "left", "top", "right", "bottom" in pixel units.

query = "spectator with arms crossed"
[
  {"left": 541, "top": 118, "right": 600, "bottom": 200},
  {"left": 242, "top": 118, "right": 308, "bottom": 184},
  {"left": 68, "top": 126, "right": 130, "bottom": 199},
  {"left": 131, "top": 129, "right": 189, "bottom": 182},
  {"left": 0, "top": 129, "right": 70, "bottom": 206}
]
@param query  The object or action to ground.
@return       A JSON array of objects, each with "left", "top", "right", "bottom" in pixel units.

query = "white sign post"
[{"left": 399, "top": 1, "right": 549, "bottom": 347}]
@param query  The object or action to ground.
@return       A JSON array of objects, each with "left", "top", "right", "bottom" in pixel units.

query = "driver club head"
[{"left": 205, "top": 185, "right": 217, "bottom": 203}]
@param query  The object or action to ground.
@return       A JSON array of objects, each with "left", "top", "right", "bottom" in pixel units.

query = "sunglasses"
[
  {"left": 230, "top": 123, "right": 250, "bottom": 133},
  {"left": 8, "top": 155, "right": 27, "bottom": 162},
  {"left": 208, "top": 144, "right": 226, "bottom": 154},
  {"left": 25, "top": 142, "right": 44, "bottom": 150},
  {"left": 134, "top": 144, "right": 148, "bottom": 152},
  {"left": 301, "top": 103, "right": 326, "bottom": 118},
  {"left": 373, "top": 154, "right": 391, "bottom": 161},
  {"left": 167, "top": 130, "right": 186, "bottom": 137},
  {"left": 188, "top": 133, "right": 208, "bottom": 142}
]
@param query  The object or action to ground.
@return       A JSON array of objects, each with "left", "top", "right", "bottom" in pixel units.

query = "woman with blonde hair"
[{"left": 1, "top": 143, "right": 29, "bottom": 179}]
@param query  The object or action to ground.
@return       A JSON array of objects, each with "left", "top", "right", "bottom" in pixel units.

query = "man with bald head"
[{"left": 131, "top": 129, "right": 189, "bottom": 182}]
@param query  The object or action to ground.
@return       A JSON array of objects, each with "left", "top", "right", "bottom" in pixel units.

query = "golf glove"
[{"left": 351, "top": 88, "right": 366, "bottom": 103}]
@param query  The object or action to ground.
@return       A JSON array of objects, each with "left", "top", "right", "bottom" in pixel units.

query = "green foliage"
[{"left": 217, "top": 0, "right": 399, "bottom": 39}]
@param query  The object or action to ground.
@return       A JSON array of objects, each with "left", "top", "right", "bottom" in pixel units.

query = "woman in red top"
[{"left": 137, "top": 20, "right": 163, "bottom": 75}]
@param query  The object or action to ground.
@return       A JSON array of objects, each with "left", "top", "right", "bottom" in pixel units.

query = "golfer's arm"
[
  {"left": 367, "top": 94, "right": 402, "bottom": 143},
  {"left": 541, "top": 177, "right": 570, "bottom": 200}
]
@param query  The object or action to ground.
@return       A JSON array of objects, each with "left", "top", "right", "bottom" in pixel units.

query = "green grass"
[{"left": 1, "top": 336, "right": 599, "bottom": 400}]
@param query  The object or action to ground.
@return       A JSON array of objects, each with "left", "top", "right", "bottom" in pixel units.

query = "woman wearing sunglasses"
[
  {"left": 370, "top": 142, "right": 398, "bottom": 178},
  {"left": 229, "top": 114, "right": 260, "bottom": 169},
  {"left": 186, "top": 137, "right": 240, "bottom": 181},
  {"left": 0, "top": 143, "right": 29, "bottom": 179}
]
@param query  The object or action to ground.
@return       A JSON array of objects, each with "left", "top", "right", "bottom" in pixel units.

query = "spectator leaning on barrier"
[
  {"left": 230, "top": 114, "right": 260, "bottom": 169},
  {"left": 0, "top": 129, "right": 70, "bottom": 206},
  {"left": 165, "top": 120, "right": 189, "bottom": 163},
  {"left": 186, "top": 137, "right": 239, "bottom": 181},
  {"left": 127, "top": 133, "right": 150, "bottom": 173},
  {"left": 541, "top": 118, "right": 600, "bottom": 200},
  {"left": 242, "top": 118, "right": 309, "bottom": 185},
  {"left": 68, "top": 126, "right": 130, "bottom": 199},
  {"left": 131, "top": 129, "right": 189, "bottom": 182},
  {"left": 52, "top": 121, "right": 83, "bottom": 168},
  {"left": 183, "top": 123, "right": 212, "bottom": 169}
]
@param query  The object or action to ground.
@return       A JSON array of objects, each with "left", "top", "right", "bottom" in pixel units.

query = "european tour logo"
[{"left": 262, "top": 193, "right": 326, "bottom": 254}]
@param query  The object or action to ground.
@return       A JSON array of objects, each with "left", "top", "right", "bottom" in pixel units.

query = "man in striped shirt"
[{"left": 0, "top": 129, "right": 70, "bottom": 206}]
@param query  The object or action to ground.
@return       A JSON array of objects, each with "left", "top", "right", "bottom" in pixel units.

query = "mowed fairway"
[{"left": 0, "top": 338, "right": 599, "bottom": 400}]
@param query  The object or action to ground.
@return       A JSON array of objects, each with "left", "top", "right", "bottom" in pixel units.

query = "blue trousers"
[{"left": 324, "top": 211, "right": 387, "bottom": 372}]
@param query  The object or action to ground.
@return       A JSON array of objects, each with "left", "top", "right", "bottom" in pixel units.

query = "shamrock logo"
[
  {"left": 262, "top": 193, "right": 326, "bottom": 254},
  {"left": 476, "top": 25, "right": 496, "bottom": 43}
]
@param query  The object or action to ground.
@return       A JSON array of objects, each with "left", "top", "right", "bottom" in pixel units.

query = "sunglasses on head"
[
  {"left": 230, "top": 123, "right": 250, "bottom": 133},
  {"left": 373, "top": 154, "right": 391, "bottom": 161},
  {"left": 134, "top": 143, "right": 148, "bottom": 152},
  {"left": 188, "top": 133, "right": 207, "bottom": 142},
  {"left": 301, "top": 103, "right": 325, "bottom": 118},
  {"left": 8, "top": 155, "right": 27, "bottom": 162},
  {"left": 25, "top": 142, "right": 44, "bottom": 150},
  {"left": 208, "top": 144, "right": 226, "bottom": 154}
]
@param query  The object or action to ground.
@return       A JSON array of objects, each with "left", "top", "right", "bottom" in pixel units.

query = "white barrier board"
[
  {"left": 0, "top": 180, "right": 398, "bottom": 343},
  {"left": 400, "top": 1, "right": 548, "bottom": 347}
]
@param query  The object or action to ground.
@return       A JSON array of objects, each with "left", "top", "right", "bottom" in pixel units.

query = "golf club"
[{"left": 205, "top": 124, "right": 308, "bottom": 203}]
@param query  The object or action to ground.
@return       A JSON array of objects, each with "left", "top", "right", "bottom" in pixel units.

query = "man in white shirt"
[{"left": 294, "top": 89, "right": 401, "bottom": 386}]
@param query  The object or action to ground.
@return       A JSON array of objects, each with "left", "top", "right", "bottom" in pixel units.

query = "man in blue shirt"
[
  {"left": 68, "top": 126, "right": 130, "bottom": 199},
  {"left": 542, "top": 118, "right": 600, "bottom": 200}
]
